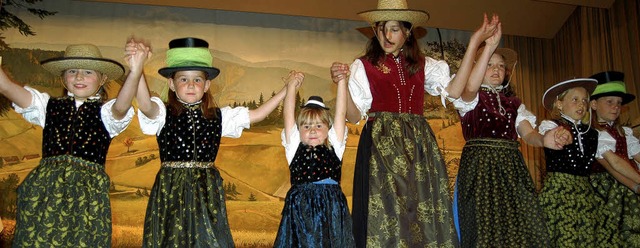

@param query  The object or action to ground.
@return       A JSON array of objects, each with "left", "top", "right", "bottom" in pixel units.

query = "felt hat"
[
  {"left": 40, "top": 44, "right": 125, "bottom": 80},
  {"left": 589, "top": 71, "right": 635, "bottom": 105},
  {"left": 358, "top": 0, "right": 430, "bottom": 28},
  {"left": 301, "top": 96, "right": 329, "bottom": 110},
  {"left": 476, "top": 46, "right": 518, "bottom": 71},
  {"left": 158, "top": 37, "right": 220, "bottom": 80},
  {"left": 542, "top": 78, "right": 598, "bottom": 111},
  {"left": 356, "top": 26, "right": 427, "bottom": 39}
]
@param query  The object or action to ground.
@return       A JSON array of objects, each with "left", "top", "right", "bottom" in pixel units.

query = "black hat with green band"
[
  {"left": 590, "top": 71, "right": 635, "bottom": 105},
  {"left": 158, "top": 37, "right": 220, "bottom": 80}
]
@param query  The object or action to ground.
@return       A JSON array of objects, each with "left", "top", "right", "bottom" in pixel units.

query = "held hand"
[
  {"left": 484, "top": 23, "right": 502, "bottom": 48},
  {"left": 470, "top": 13, "right": 501, "bottom": 46},
  {"left": 330, "top": 62, "right": 350, "bottom": 84},
  {"left": 283, "top": 70, "right": 304, "bottom": 89},
  {"left": 124, "top": 38, "right": 152, "bottom": 72},
  {"left": 543, "top": 126, "right": 573, "bottom": 150}
]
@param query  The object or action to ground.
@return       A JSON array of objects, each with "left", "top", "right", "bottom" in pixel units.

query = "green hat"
[
  {"left": 590, "top": 71, "right": 635, "bottom": 105},
  {"left": 158, "top": 37, "right": 220, "bottom": 80}
]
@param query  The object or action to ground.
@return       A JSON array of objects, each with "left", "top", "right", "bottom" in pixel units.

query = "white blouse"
[
  {"left": 138, "top": 96, "right": 251, "bottom": 138},
  {"left": 281, "top": 126, "right": 348, "bottom": 165},
  {"left": 13, "top": 86, "right": 134, "bottom": 138},
  {"left": 348, "top": 57, "right": 455, "bottom": 121},
  {"left": 596, "top": 126, "right": 640, "bottom": 160}
]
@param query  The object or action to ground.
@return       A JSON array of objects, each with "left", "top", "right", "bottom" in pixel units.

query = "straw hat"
[
  {"left": 40, "top": 44, "right": 125, "bottom": 80},
  {"left": 542, "top": 78, "right": 598, "bottom": 111},
  {"left": 158, "top": 37, "right": 220, "bottom": 80},
  {"left": 358, "top": 0, "right": 430, "bottom": 28},
  {"left": 301, "top": 96, "right": 329, "bottom": 110},
  {"left": 476, "top": 46, "right": 518, "bottom": 71},
  {"left": 356, "top": 26, "right": 427, "bottom": 39},
  {"left": 590, "top": 71, "right": 635, "bottom": 105}
]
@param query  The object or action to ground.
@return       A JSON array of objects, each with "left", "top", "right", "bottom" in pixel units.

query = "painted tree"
[
  {"left": 0, "top": 0, "right": 57, "bottom": 50},
  {"left": 123, "top": 137, "right": 134, "bottom": 153}
]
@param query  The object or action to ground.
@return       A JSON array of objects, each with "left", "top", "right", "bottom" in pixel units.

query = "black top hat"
[
  {"left": 301, "top": 96, "right": 330, "bottom": 110},
  {"left": 158, "top": 37, "right": 221, "bottom": 80},
  {"left": 590, "top": 71, "right": 635, "bottom": 105}
]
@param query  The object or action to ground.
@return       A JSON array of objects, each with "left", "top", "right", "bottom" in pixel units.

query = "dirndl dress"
[
  {"left": 539, "top": 119, "right": 599, "bottom": 246},
  {"left": 456, "top": 89, "right": 549, "bottom": 247},
  {"left": 352, "top": 112, "right": 457, "bottom": 247},
  {"left": 274, "top": 143, "right": 354, "bottom": 247},
  {"left": 12, "top": 96, "right": 130, "bottom": 247},
  {"left": 591, "top": 125, "right": 640, "bottom": 247},
  {"left": 142, "top": 105, "right": 234, "bottom": 248}
]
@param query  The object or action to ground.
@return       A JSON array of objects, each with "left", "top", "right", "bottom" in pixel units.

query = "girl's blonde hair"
[
  {"left": 550, "top": 87, "right": 591, "bottom": 123},
  {"left": 296, "top": 107, "right": 333, "bottom": 148}
]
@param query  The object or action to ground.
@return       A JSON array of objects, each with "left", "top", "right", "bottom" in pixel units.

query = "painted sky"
[{"left": 4, "top": 0, "right": 472, "bottom": 69}]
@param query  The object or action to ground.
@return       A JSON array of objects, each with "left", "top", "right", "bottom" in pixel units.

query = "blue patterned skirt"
[{"left": 274, "top": 183, "right": 354, "bottom": 248}]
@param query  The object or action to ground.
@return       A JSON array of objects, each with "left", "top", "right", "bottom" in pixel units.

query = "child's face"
[
  {"left": 557, "top": 87, "right": 589, "bottom": 121},
  {"left": 63, "top": 69, "right": 107, "bottom": 100},
  {"left": 591, "top": 96, "right": 623, "bottom": 122},
  {"left": 376, "top": 21, "right": 408, "bottom": 56},
  {"left": 300, "top": 117, "right": 329, "bottom": 147},
  {"left": 169, "top": 70, "right": 211, "bottom": 104},
  {"left": 483, "top": 53, "right": 506, "bottom": 87}
]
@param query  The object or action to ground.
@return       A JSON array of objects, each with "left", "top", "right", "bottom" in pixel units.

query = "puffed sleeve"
[
  {"left": 623, "top": 127, "right": 640, "bottom": 157},
  {"left": 348, "top": 59, "right": 372, "bottom": 121},
  {"left": 328, "top": 126, "right": 348, "bottom": 160},
  {"left": 281, "top": 126, "right": 301, "bottom": 165},
  {"left": 538, "top": 120, "right": 558, "bottom": 135},
  {"left": 101, "top": 99, "right": 135, "bottom": 138},
  {"left": 137, "top": 97, "right": 167, "bottom": 135},
  {"left": 596, "top": 130, "right": 617, "bottom": 159},
  {"left": 12, "top": 86, "right": 49, "bottom": 128},
  {"left": 220, "top": 106, "right": 250, "bottom": 138},
  {"left": 424, "top": 57, "right": 454, "bottom": 107},
  {"left": 452, "top": 95, "right": 479, "bottom": 117},
  {"left": 516, "top": 104, "right": 537, "bottom": 130}
]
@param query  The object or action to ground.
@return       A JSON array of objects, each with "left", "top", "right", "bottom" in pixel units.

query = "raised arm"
[
  {"left": 448, "top": 13, "right": 501, "bottom": 100},
  {"left": 135, "top": 74, "right": 159, "bottom": 118},
  {"left": 283, "top": 71, "right": 303, "bottom": 142},
  {"left": 334, "top": 71, "right": 347, "bottom": 141},
  {"left": 462, "top": 17, "right": 502, "bottom": 102},
  {"left": 250, "top": 71, "right": 304, "bottom": 124},
  {"left": 330, "top": 62, "right": 360, "bottom": 123},
  {"left": 112, "top": 40, "right": 150, "bottom": 120},
  {"left": 0, "top": 58, "right": 33, "bottom": 108}
]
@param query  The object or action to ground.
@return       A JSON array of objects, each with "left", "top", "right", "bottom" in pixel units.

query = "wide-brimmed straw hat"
[
  {"left": 476, "top": 46, "right": 518, "bottom": 71},
  {"left": 356, "top": 26, "right": 427, "bottom": 39},
  {"left": 40, "top": 44, "right": 125, "bottom": 80},
  {"left": 301, "top": 96, "right": 329, "bottom": 110},
  {"left": 358, "top": 0, "right": 430, "bottom": 28},
  {"left": 542, "top": 78, "right": 598, "bottom": 111},
  {"left": 590, "top": 71, "right": 635, "bottom": 105},
  {"left": 158, "top": 37, "right": 220, "bottom": 80}
]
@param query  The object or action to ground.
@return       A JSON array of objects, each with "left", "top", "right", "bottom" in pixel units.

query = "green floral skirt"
[
  {"left": 142, "top": 162, "right": 233, "bottom": 248},
  {"left": 12, "top": 155, "right": 112, "bottom": 248},
  {"left": 540, "top": 172, "right": 599, "bottom": 246},
  {"left": 457, "top": 138, "right": 548, "bottom": 247},
  {"left": 591, "top": 172, "right": 640, "bottom": 247},
  {"left": 352, "top": 112, "right": 457, "bottom": 248}
]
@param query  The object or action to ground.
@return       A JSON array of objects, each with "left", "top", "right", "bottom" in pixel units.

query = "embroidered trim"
[{"left": 162, "top": 161, "right": 216, "bottom": 168}]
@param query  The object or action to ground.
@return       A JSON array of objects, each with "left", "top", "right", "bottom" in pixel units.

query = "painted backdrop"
[{"left": 0, "top": 0, "right": 471, "bottom": 246}]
